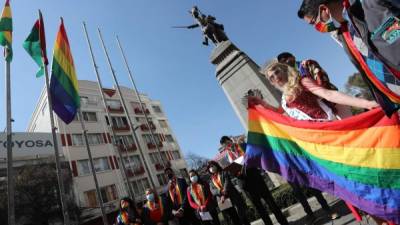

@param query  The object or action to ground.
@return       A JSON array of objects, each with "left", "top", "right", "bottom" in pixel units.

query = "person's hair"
[
  {"left": 164, "top": 167, "right": 173, "bottom": 173},
  {"left": 297, "top": 0, "right": 341, "bottom": 19},
  {"left": 220, "top": 136, "right": 231, "bottom": 145},
  {"left": 207, "top": 161, "right": 223, "bottom": 173},
  {"left": 120, "top": 197, "right": 135, "bottom": 211},
  {"left": 277, "top": 52, "right": 294, "bottom": 63},
  {"left": 263, "top": 62, "right": 302, "bottom": 103}
]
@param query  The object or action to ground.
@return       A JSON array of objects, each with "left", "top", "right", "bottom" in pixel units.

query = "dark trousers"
[
  {"left": 178, "top": 208, "right": 201, "bottom": 225},
  {"left": 289, "top": 182, "right": 331, "bottom": 216},
  {"left": 246, "top": 187, "right": 288, "bottom": 225},
  {"left": 222, "top": 206, "right": 249, "bottom": 225}
]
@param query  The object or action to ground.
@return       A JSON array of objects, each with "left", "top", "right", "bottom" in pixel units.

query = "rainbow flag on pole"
[
  {"left": 245, "top": 106, "right": 400, "bottom": 223},
  {"left": 0, "top": 0, "right": 12, "bottom": 61},
  {"left": 49, "top": 19, "right": 80, "bottom": 124}
]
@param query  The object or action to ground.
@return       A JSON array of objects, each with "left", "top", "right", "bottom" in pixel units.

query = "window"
[
  {"left": 106, "top": 100, "right": 122, "bottom": 110},
  {"left": 131, "top": 178, "right": 150, "bottom": 195},
  {"left": 72, "top": 133, "right": 104, "bottom": 146},
  {"left": 82, "top": 112, "right": 97, "bottom": 122},
  {"left": 87, "top": 134, "right": 104, "bottom": 145},
  {"left": 124, "top": 155, "right": 142, "bottom": 170},
  {"left": 142, "top": 134, "right": 154, "bottom": 144},
  {"left": 81, "top": 96, "right": 89, "bottom": 105},
  {"left": 172, "top": 151, "right": 181, "bottom": 160},
  {"left": 111, "top": 116, "right": 129, "bottom": 128},
  {"left": 72, "top": 134, "right": 84, "bottom": 146},
  {"left": 77, "top": 157, "right": 110, "bottom": 175},
  {"left": 85, "top": 184, "right": 118, "bottom": 207},
  {"left": 94, "top": 157, "right": 111, "bottom": 172},
  {"left": 165, "top": 135, "right": 174, "bottom": 143},
  {"left": 157, "top": 173, "right": 168, "bottom": 186},
  {"left": 100, "top": 184, "right": 118, "bottom": 203},
  {"left": 84, "top": 190, "right": 97, "bottom": 207},
  {"left": 149, "top": 153, "right": 161, "bottom": 164},
  {"left": 115, "top": 135, "right": 135, "bottom": 146},
  {"left": 152, "top": 105, "right": 162, "bottom": 113},
  {"left": 77, "top": 159, "right": 90, "bottom": 176},
  {"left": 159, "top": 120, "right": 168, "bottom": 128}
]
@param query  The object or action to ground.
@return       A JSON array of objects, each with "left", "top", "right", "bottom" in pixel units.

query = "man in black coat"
[
  {"left": 220, "top": 136, "right": 289, "bottom": 225},
  {"left": 165, "top": 167, "right": 200, "bottom": 225}
]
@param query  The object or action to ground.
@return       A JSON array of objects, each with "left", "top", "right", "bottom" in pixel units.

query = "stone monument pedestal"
[{"left": 210, "top": 41, "right": 285, "bottom": 187}]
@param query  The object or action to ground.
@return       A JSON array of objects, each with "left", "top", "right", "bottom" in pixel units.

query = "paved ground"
[{"left": 251, "top": 194, "right": 379, "bottom": 225}]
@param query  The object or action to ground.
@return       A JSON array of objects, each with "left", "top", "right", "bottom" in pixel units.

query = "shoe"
[{"left": 330, "top": 212, "right": 340, "bottom": 220}]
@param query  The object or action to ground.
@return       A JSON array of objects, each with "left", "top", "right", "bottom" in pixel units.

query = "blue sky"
[{"left": 0, "top": 0, "right": 358, "bottom": 159}]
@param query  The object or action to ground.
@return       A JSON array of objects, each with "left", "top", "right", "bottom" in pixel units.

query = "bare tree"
[{"left": 185, "top": 152, "right": 209, "bottom": 171}]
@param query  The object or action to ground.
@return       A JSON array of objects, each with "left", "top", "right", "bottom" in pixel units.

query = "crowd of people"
[
  {"left": 115, "top": 0, "right": 399, "bottom": 224},
  {"left": 114, "top": 135, "right": 341, "bottom": 225}
]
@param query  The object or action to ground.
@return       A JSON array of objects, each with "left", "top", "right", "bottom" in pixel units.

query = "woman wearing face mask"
[
  {"left": 207, "top": 161, "right": 250, "bottom": 225},
  {"left": 187, "top": 170, "right": 220, "bottom": 225},
  {"left": 142, "top": 189, "right": 170, "bottom": 225},
  {"left": 117, "top": 197, "right": 142, "bottom": 225}
]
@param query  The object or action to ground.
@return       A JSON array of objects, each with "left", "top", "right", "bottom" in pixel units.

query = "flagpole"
[
  {"left": 82, "top": 22, "right": 136, "bottom": 199},
  {"left": 5, "top": 46, "right": 15, "bottom": 225},
  {"left": 43, "top": 62, "right": 71, "bottom": 225},
  {"left": 78, "top": 109, "right": 110, "bottom": 225},
  {"left": 97, "top": 28, "right": 156, "bottom": 189},
  {"left": 115, "top": 36, "right": 167, "bottom": 168}
]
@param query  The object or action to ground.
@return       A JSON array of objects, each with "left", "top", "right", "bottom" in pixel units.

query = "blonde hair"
[{"left": 261, "top": 61, "right": 302, "bottom": 102}]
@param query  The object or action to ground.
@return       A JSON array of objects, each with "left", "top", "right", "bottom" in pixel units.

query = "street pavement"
[{"left": 251, "top": 193, "right": 379, "bottom": 225}]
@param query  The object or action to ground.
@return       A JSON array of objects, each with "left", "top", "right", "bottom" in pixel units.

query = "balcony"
[
  {"left": 140, "top": 124, "right": 150, "bottom": 131},
  {"left": 112, "top": 124, "right": 130, "bottom": 132},
  {"left": 117, "top": 144, "right": 137, "bottom": 152},
  {"left": 147, "top": 143, "right": 156, "bottom": 149},
  {"left": 108, "top": 106, "right": 124, "bottom": 113},
  {"left": 134, "top": 108, "right": 143, "bottom": 114},
  {"left": 134, "top": 166, "right": 145, "bottom": 175},
  {"left": 154, "top": 161, "right": 171, "bottom": 171}
]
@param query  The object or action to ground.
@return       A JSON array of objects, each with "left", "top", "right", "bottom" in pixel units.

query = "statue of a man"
[{"left": 185, "top": 6, "right": 229, "bottom": 46}]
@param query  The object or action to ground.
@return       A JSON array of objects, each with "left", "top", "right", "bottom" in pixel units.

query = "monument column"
[{"left": 210, "top": 41, "right": 285, "bottom": 187}]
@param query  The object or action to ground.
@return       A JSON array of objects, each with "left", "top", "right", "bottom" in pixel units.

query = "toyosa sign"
[{"left": 0, "top": 132, "right": 61, "bottom": 159}]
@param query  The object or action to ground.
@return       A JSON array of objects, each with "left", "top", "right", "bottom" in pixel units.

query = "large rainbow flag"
[
  {"left": 50, "top": 19, "right": 80, "bottom": 124},
  {"left": 245, "top": 105, "right": 400, "bottom": 223}
]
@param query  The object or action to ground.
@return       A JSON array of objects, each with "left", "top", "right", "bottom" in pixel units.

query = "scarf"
[
  {"left": 168, "top": 179, "right": 183, "bottom": 205},
  {"left": 190, "top": 183, "right": 206, "bottom": 206},
  {"left": 211, "top": 173, "right": 223, "bottom": 192}
]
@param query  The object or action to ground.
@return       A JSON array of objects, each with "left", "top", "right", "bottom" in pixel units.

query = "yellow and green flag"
[{"left": 0, "top": 0, "right": 12, "bottom": 61}]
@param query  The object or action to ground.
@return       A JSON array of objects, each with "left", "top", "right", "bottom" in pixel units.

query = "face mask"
[
  {"left": 190, "top": 175, "right": 198, "bottom": 183},
  {"left": 146, "top": 193, "right": 155, "bottom": 202},
  {"left": 314, "top": 10, "right": 337, "bottom": 33},
  {"left": 121, "top": 201, "right": 129, "bottom": 209},
  {"left": 167, "top": 173, "right": 174, "bottom": 179},
  {"left": 209, "top": 166, "right": 217, "bottom": 174}
]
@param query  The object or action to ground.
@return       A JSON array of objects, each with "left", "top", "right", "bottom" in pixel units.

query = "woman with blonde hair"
[
  {"left": 253, "top": 61, "right": 379, "bottom": 224},
  {"left": 258, "top": 61, "right": 378, "bottom": 120}
]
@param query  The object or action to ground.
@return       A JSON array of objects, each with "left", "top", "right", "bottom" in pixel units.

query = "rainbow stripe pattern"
[
  {"left": 49, "top": 19, "right": 80, "bottom": 124},
  {"left": 245, "top": 105, "right": 400, "bottom": 223},
  {"left": 0, "top": 0, "right": 12, "bottom": 61}
]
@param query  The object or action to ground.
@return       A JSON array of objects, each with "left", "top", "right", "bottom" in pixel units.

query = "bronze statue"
[{"left": 173, "top": 6, "right": 228, "bottom": 46}]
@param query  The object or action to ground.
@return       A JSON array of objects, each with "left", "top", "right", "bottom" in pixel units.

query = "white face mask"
[
  {"left": 146, "top": 193, "right": 155, "bottom": 202},
  {"left": 190, "top": 175, "right": 198, "bottom": 183},
  {"left": 209, "top": 166, "right": 217, "bottom": 174}
]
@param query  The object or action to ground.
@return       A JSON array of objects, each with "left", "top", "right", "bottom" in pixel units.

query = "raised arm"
[{"left": 301, "top": 77, "right": 378, "bottom": 109}]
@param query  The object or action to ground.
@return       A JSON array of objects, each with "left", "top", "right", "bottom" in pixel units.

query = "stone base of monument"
[{"left": 210, "top": 40, "right": 285, "bottom": 187}]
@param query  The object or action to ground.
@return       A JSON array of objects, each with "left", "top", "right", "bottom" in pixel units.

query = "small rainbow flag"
[
  {"left": 0, "top": 0, "right": 12, "bottom": 61},
  {"left": 245, "top": 105, "right": 400, "bottom": 223},
  {"left": 49, "top": 19, "right": 80, "bottom": 124}
]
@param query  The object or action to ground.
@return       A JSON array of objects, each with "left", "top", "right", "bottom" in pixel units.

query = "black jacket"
[
  {"left": 347, "top": 0, "right": 400, "bottom": 70},
  {"left": 166, "top": 177, "right": 189, "bottom": 210}
]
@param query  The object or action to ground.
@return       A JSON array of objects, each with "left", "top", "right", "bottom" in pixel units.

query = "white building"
[{"left": 27, "top": 80, "right": 188, "bottom": 224}]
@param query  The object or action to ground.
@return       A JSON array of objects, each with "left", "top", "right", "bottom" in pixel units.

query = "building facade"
[{"left": 27, "top": 80, "right": 188, "bottom": 224}]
